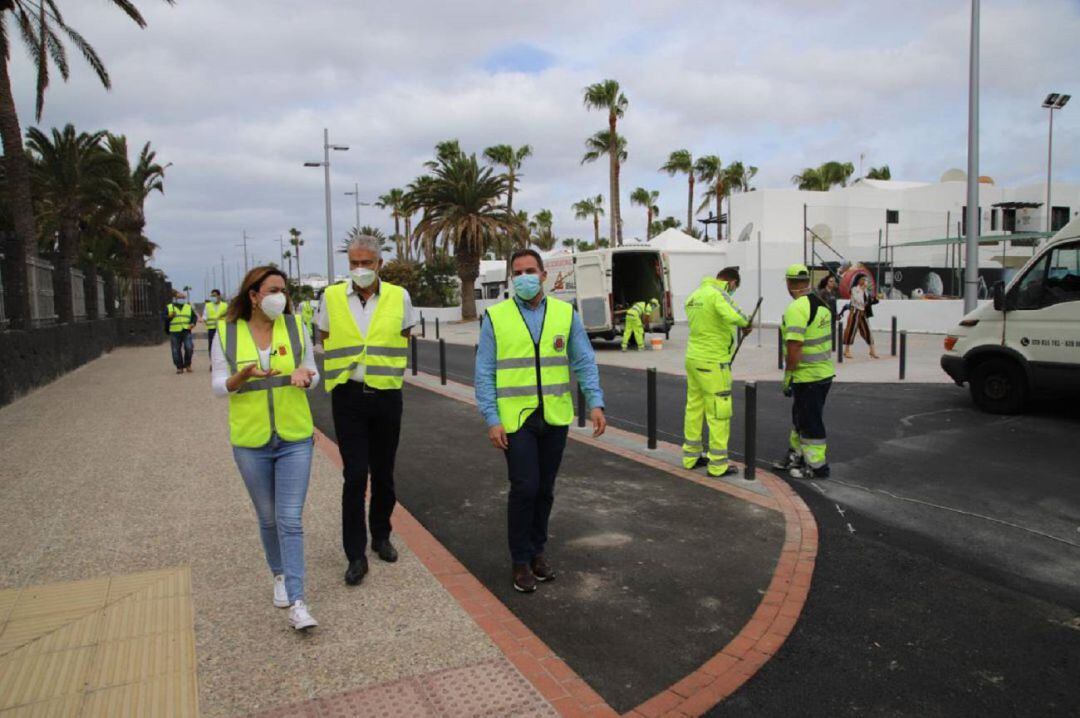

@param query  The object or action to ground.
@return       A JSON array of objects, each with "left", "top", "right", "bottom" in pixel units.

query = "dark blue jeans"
[
  {"left": 169, "top": 331, "right": 194, "bottom": 369},
  {"left": 503, "top": 410, "right": 569, "bottom": 565}
]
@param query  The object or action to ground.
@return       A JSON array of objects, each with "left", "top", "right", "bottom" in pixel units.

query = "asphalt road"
[{"left": 411, "top": 338, "right": 1080, "bottom": 612}]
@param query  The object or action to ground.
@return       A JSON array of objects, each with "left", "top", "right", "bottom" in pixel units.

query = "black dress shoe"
[
  {"left": 344, "top": 557, "right": 369, "bottom": 585},
  {"left": 372, "top": 539, "right": 398, "bottom": 563}
]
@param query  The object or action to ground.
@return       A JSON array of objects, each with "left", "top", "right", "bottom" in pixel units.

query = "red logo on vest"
[
  {"left": 553, "top": 335, "right": 566, "bottom": 352},
  {"left": 277, "top": 344, "right": 288, "bottom": 357}
]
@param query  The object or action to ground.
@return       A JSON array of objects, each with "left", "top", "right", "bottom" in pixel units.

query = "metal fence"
[
  {"left": 27, "top": 256, "right": 56, "bottom": 327},
  {"left": 71, "top": 268, "right": 87, "bottom": 320},
  {"left": 95, "top": 276, "right": 105, "bottom": 319},
  {"left": 115, "top": 276, "right": 153, "bottom": 318}
]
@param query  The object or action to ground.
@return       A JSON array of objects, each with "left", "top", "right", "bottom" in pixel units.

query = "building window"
[
  {"left": 1002, "top": 209, "right": 1016, "bottom": 232},
  {"left": 1052, "top": 206, "right": 1070, "bottom": 232},
  {"left": 990, "top": 209, "right": 998, "bottom": 231},
  {"left": 886, "top": 209, "right": 899, "bottom": 225}
]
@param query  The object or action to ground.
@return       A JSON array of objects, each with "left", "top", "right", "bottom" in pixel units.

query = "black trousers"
[
  {"left": 331, "top": 381, "right": 403, "bottom": 561},
  {"left": 503, "top": 410, "right": 569, "bottom": 565},
  {"left": 792, "top": 378, "right": 832, "bottom": 442},
  {"left": 207, "top": 328, "right": 216, "bottom": 356}
]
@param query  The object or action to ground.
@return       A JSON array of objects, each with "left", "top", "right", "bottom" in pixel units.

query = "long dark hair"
[{"left": 225, "top": 266, "right": 293, "bottom": 323}]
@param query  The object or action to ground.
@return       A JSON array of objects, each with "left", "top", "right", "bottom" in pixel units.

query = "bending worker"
[
  {"left": 775, "top": 264, "right": 835, "bottom": 480},
  {"left": 318, "top": 235, "right": 417, "bottom": 587},
  {"left": 682, "top": 267, "right": 750, "bottom": 478},
  {"left": 475, "top": 248, "right": 606, "bottom": 594},
  {"left": 621, "top": 297, "right": 659, "bottom": 352}
]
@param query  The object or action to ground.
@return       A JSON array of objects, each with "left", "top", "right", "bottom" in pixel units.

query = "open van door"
[{"left": 574, "top": 253, "right": 612, "bottom": 335}]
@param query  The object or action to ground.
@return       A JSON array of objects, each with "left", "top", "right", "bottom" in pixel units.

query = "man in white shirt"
[{"left": 316, "top": 235, "right": 418, "bottom": 586}]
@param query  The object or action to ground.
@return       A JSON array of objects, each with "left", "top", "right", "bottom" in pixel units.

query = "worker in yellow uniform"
[
  {"left": 299, "top": 294, "right": 316, "bottom": 342},
  {"left": 682, "top": 268, "right": 750, "bottom": 478},
  {"left": 166, "top": 292, "right": 197, "bottom": 374},
  {"left": 621, "top": 297, "right": 659, "bottom": 352},
  {"left": 202, "top": 288, "right": 228, "bottom": 361},
  {"left": 774, "top": 264, "right": 835, "bottom": 479}
]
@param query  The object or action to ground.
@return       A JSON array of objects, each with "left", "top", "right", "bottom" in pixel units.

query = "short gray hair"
[{"left": 346, "top": 234, "right": 382, "bottom": 256}]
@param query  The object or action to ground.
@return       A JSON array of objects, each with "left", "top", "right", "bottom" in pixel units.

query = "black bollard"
[
  {"left": 421, "top": 315, "right": 426, "bottom": 338},
  {"left": 777, "top": 327, "right": 784, "bottom": 370},
  {"left": 899, "top": 331, "right": 907, "bottom": 381},
  {"left": 891, "top": 316, "right": 898, "bottom": 356},
  {"left": 439, "top": 338, "right": 447, "bottom": 385},
  {"left": 647, "top": 368, "right": 658, "bottom": 450},
  {"left": 744, "top": 381, "right": 757, "bottom": 481},
  {"left": 435, "top": 316, "right": 440, "bottom": 340},
  {"left": 577, "top": 384, "right": 586, "bottom": 428},
  {"left": 837, "top": 323, "right": 844, "bottom": 364},
  {"left": 411, "top": 335, "right": 418, "bottom": 376}
]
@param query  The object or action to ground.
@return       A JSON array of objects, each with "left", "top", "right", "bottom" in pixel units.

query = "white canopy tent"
[{"left": 647, "top": 229, "right": 729, "bottom": 320}]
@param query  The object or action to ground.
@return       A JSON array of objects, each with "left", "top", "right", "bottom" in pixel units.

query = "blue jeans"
[
  {"left": 232, "top": 436, "right": 314, "bottom": 603},
  {"left": 169, "top": 331, "right": 194, "bottom": 368},
  {"left": 503, "top": 410, "right": 569, "bottom": 565}
]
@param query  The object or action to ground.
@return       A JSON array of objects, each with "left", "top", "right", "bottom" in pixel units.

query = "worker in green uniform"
[
  {"left": 621, "top": 297, "right": 659, "bottom": 352},
  {"left": 682, "top": 268, "right": 750, "bottom": 477},
  {"left": 774, "top": 264, "right": 835, "bottom": 479}
]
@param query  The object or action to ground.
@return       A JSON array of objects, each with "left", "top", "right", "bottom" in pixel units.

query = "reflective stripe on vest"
[
  {"left": 487, "top": 296, "right": 575, "bottom": 434},
  {"left": 221, "top": 315, "right": 313, "bottom": 448},
  {"left": 168, "top": 304, "right": 193, "bottom": 332},
  {"left": 322, "top": 281, "right": 409, "bottom": 391}
]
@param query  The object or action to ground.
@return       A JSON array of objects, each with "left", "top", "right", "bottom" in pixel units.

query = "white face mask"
[
  {"left": 351, "top": 267, "right": 377, "bottom": 289},
  {"left": 259, "top": 292, "right": 287, "bottom": 320}
]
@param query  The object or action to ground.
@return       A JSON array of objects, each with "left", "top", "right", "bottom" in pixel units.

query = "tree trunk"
[
  {"left": 614, "top": 159, "right": 623, "bottom": 246},
  {"left": 404, "top": 215, "right": 413, "bottom": 261},
  {"left": 0, "top": 51, "right": 36, "bottom": 328},
  {"left": 716, "top": 178, "right": 722, "bottom": 240},
  {"left": 593, "top": 213, "right": 600, "bottom": 246},
  {"left": 687, "top": 176, "right": 695, "bottom": 232},
  {"left": 646, "top": 207, "right": 653, "bottom": 239},
  {"left": 295, "top": 244, "right": 301, "bottom": 282},
  {"left": 455, "top": 242, "right": 480, "bottom": 320},
  {"left": 54, "top": 219, "right": 79, "bottom": 323},
  {"left": 608, "top": 113, "right": 619, "bottom": 247},
  {"left": 507, "top": 174, "right": 514, "bottom": 215}
]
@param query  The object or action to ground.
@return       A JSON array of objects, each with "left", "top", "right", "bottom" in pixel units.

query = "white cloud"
[{"left": 6, "top": 0, "right": 1078, "bottom": 292}]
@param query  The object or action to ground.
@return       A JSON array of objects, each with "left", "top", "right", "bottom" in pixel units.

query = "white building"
[{"left": 719, "top": 172, "right": 1080, "bottom": 331}]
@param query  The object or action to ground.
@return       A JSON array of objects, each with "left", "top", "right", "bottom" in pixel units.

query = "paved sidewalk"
[
  {"left": 422, "top": 320, "right": 950, "bottom": 384},
  {"left": 0, "top": 342, "right": 540, "bottom": 717}
]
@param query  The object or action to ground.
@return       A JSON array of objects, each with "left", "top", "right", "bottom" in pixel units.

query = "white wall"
[
  {"left": 866, "top": 299, "right": 989, "bottom": 334},
  {"left": 415, "top": 297, "right": 501, "bottom": 324}
]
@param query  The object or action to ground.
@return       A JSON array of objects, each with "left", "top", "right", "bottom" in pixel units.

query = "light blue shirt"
[{"left": 475, "top": 295, "right": 605, "bottom": 428}]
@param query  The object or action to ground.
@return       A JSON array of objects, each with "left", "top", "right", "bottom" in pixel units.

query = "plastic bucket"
[{"left": 650, "top": 337, "right": 663, "bottom": 351}]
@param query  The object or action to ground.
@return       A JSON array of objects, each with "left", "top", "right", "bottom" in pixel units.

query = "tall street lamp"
[
  {"left": 963, "top": 0, "right": 981, "bottom": 314},
  {"left": 344, "top": 183, "right": 372, "bottom": 233},
  {"left": 305, "top": 128, "right": 349, "bottom": 284},
  {"left": 1042, "top": 92, "right": 1071, "bottom": 234}
]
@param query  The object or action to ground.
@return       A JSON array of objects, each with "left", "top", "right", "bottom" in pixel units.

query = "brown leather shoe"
[
  {"left": 512, "top": 564, "right": 536, "bottom": 593},
  {"left": 530, "top": 555, "right": 555, "bottom": 582}
]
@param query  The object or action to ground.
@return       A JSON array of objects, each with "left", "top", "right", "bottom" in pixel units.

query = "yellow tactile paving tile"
[
  {"left": 0, "top": 568, "right": 198, "bottom": 717},
  {"left": 8, "top": 578, "right": 108, "bottom": 621}
]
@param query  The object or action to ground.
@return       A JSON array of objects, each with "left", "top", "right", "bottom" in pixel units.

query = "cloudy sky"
[{"left": 10, "top": 0, "right": 1079, "bottom": 294}]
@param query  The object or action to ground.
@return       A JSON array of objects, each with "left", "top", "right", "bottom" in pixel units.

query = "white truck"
[
  {"left": 542, "top": 246, "right": 675, "bottom": 340},
  {"left": 941, "top": 216, "right": 1080, "bottom": 413}
]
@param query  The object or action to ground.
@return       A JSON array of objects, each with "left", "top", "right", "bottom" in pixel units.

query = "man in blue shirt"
[{"left": 475, "top": 249, "right": 606, "bottom": 593}]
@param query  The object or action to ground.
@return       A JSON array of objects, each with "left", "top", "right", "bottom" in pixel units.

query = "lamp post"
[
  {"left": 305, "top": 128, "right": 349, "bottom": 285},
  {"left": 963, "top": 0, "right": 981, "bottom": 315},
  {"left": 1042, "top": 93, "right": 1071, "bottom": 234},
  {"left": 344, "top": 183, "right": 372, "bottom": 233}
]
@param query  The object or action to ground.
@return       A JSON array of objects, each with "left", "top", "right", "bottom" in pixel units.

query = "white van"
[
  {"left": 542, "top": 247, "right": 675, "bottom": 340},
  {"left": 941, "top": 216, "right": 1080, "bottom": 413}
]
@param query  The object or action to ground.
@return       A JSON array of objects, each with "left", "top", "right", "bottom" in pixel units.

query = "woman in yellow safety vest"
[{"left": 210, "top": 266, "right": 321, "bottom": 631}]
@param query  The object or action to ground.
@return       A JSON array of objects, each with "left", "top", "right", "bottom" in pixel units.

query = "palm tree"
[
  {"left": 342, "top": 225, "right": 390, "bottom": 255},
  {"left": 424, "top": 139, "right": 464, "bottom": 170},
  {"left": 561, "top": 238, "right": 577, "bottom": 250},
  {"left": 288, "top": 228, "right": 304, "bottom": 282},
  {"left": 571, "top": 195, "right": 605, "bottom": 246},
  {"left": 792, "top": 167, "right": 828, "bottom": 191},
  {"left": 375, "top": 188, "right": 406, "bottom": 257},
  {"left": 793, "top": 162, "right": 854, "bottom": 191},
  {"left": 660, "top": 149, "right": 696, "bottom": 231},
  {"left": 725, "top": 161, "right": 758, "bottom": 193},
  {"left": 582, "top": 80, "right": 628, "bottom": 246},
  {"left": 867, "top": 165, "right": 891, "bottom": 180},
  {"left": 531, "top": 209, "right": 556, "bottom": 251},
  {"left": 630, "top": 187, "right": 660, "bottom": 239},
  {"left": 282, "top": 249, "right": 293, "bottom": 278},
  {"left": 693, "top": 155, "right": 724, "bottom": 234},
  {"left": 483, "top": 144, "right": 532, "bottom": 215},
  {"left": 26, "top": 125, "right": 121, "bottom": 322},
  {"left": 104, "top": 134, "right": 167, "bottom": 279},
  {"left": 0, "top": 0, "right": 174, "bottom": 327},
  {"left": 412, "top": 152, "right": 524, "bottom": 320}
]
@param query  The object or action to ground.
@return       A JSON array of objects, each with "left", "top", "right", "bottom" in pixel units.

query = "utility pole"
[
  {"left": 239, "top": 230, "right": 251, "bottom": 274},
  {"left": 279, "top": 234, "right": 285, "bottom": 269},
  {"left": 220, "top": 255, "right": 227, "bottom": 297},
  {"left": 305, "top": 129, "right": 349, "bottom": 286},
  {"left": 963, "top": 0, "right": 980, "bottom": 314}
]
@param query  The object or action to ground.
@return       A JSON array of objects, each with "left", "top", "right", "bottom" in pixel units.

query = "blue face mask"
[{"left": 513, "top": 273, "right": 542, "bottom": 300}]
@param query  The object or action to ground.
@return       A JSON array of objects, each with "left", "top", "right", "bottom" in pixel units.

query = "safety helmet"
[
  {"left": 649, "top": 298, "right": 660, "bottom": 307},
  {"left": 785, "top": 263, "right": 810, "bottom": 280}
]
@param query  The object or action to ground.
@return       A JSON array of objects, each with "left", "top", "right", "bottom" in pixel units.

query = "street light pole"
[
  {"left": 1043, "top": 93, "right": 1071, "bottom": 234},
  {"left": 963, "top": 0, "right": 980, "bottom": 315},
  {"left": 239, "top": 230, "right": 251, "bottom": 274},
  {"left": 305, "top": 128, "right": 349, "bottom": 285}
]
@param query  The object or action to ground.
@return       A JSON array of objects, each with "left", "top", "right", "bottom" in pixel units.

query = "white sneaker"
[
  {"left": 273, "top": 575, "right": 289, "bottom": 608},
  {"left": 288, "top": 601, "right": 318, "bottom": 630}
]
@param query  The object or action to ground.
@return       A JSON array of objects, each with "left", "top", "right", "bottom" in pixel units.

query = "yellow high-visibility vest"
[
  {"left": 219, "top": 315, "right": 314, "bottom": 448},
  {"left": 487, "top": 296, "right": 574, "bottom": 434},
  {"left": 322, "top": 281, "right": 409, "bottom": 391},
  {"left": 167, "top": 303, "right": 194, "bottom": 333},
  {"left": 782, "top": 294, "right": 835, "bottom": 383},
  {"left": 204, "top": 301, "right": 227, "bottom": 331}
]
